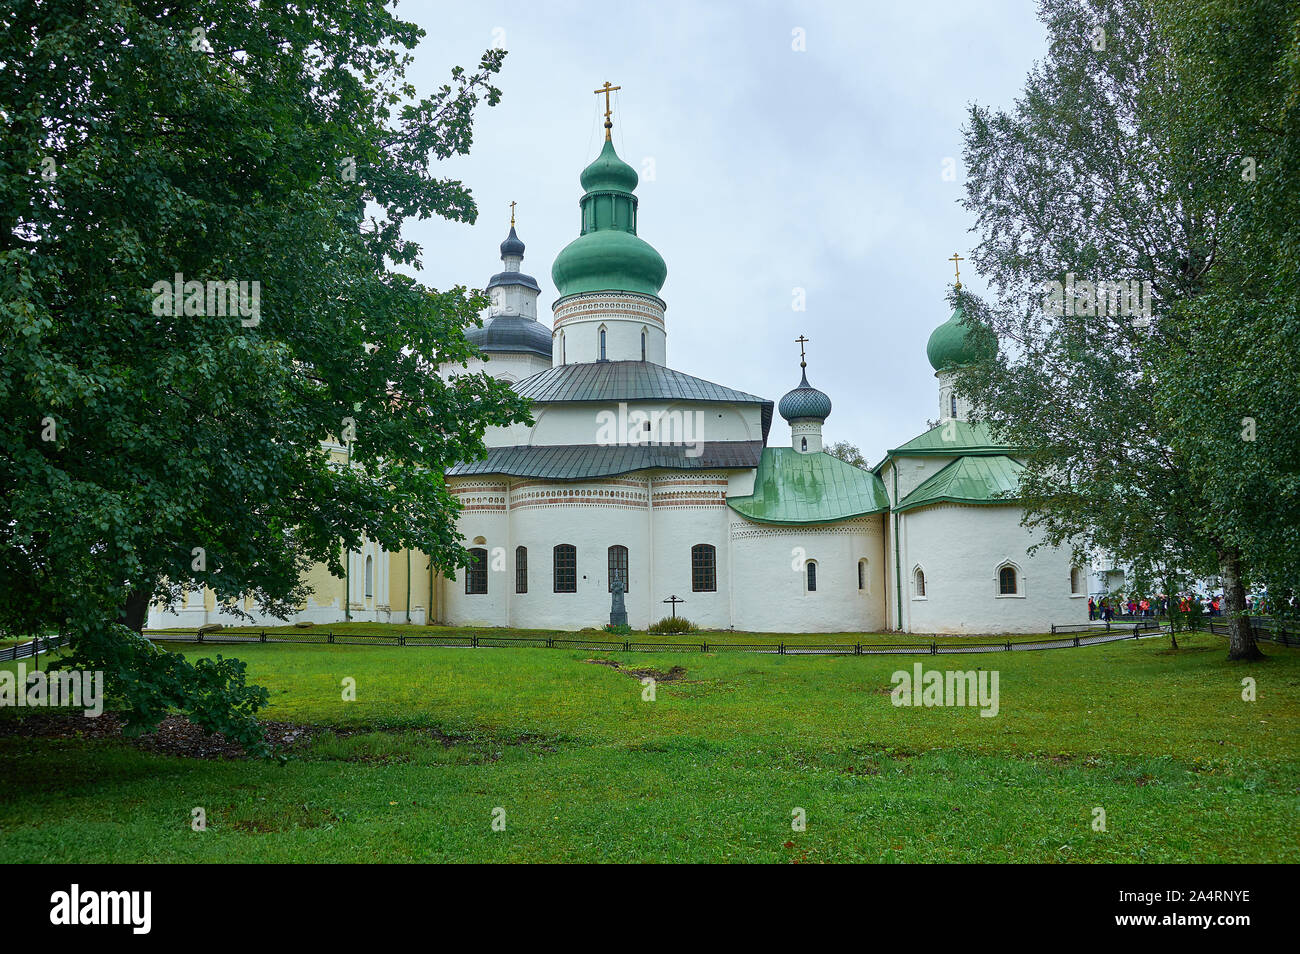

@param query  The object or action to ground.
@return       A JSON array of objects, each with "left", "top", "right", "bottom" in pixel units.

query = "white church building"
[{"left": 149, "top": 111, "right": 1087, "bottom": 635}]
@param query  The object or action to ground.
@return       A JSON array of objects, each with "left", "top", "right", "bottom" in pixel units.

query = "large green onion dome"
[
  {"left": 926, "top": 305, "right": 995, "bottom": 371},
  {"left": 778, "top": 368, "right": 832, "bottom": 422},
  {"left": 551, "top": 139, "right": 667, "bottom": 299}
]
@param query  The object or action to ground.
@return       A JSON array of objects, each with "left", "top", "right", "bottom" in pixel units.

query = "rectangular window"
[
  {"left": 608, "top": 545, "right": 628, "bottom": 592},
  {"left": 553, "top": 544, "right": 576, "bottom": 593},
  {"left": 691, "top": 544, "right": 716, "bottom": 592},
  {"left": 465, "top": 548, "right": 487, "bottom": 595},
  {"left": 515, "top": 546, "right": 528, "bottom": 594}
]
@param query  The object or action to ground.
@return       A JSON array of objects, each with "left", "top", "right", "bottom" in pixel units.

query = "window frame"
[
  {"left": 553, "top": 544, "right": 577, "bottom": 594},
  {"left": 515, "top": 546, "right": 528, "bottom": 594},
  {"left": 691, "top": 544, "right": 717, "bottom": 593},
  {"left": 608, "top": 545, "right": 628, "bottom": 592},
  {"left": 806, "top": 559, "right": 818, "bottom": 593},
  {"left": 465, "top": 547, "right": 488, "bottom": 595},
  {"left": 912, "top": 565, "right": 927, "bottom": 600}
]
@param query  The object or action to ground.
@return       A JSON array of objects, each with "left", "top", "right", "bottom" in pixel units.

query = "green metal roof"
[
  {"left": 727, "top": 448, "right": 890, "bottom": 525},
  {"left": 514, "top": 361, "right": 775, "bottom": 442},
  {"left": 883, "top": 419, "right": 1013, "bottom": 458},
  {"left": 895, "top": 454, "right": 1024, "bottom": 512},
  {"left": 447, "top": 440, "right": 763, "bottom": 480}
]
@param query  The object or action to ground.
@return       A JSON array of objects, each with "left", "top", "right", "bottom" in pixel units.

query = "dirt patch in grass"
[
  {"left": 0, "top": 711, "right": 314, "bottom": 759},
  {"left": 585, "top": 658, "right": 687, "bottom": 682}
]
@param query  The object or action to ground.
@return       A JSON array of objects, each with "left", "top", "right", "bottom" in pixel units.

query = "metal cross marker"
[
  {"left": 949, "top": 252, "right": 964, "bottom": 289},
  {"left": 594, "top": 81, "right": 622, "bottom": 141},
  {"left": 662, "top": 594, "right": 685, "bottom": 619},
  {"left": 509, "top": 200, "right": 516, "bottom": 227},
  {"left": 796, "top": 334, "right": 809, "bottom": 369}
]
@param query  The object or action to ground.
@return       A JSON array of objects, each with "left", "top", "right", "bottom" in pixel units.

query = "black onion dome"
[
  {"left": 778, "top": 369, "right": 832, "bottom": 422},
  {"left": 500, "top": 225, "right": 525, "bottom": 258}
]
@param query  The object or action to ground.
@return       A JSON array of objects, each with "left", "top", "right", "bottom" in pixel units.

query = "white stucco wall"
[{"left": 896, "top": 503, "right": 1086, "bottom": 634}]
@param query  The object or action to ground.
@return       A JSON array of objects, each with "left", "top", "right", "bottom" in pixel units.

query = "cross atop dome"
[{"left": 594, "top": 81, "right": 622, "bottom": 141}]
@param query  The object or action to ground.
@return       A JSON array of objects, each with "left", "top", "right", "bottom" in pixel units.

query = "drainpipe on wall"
[
  {"left": 893, "top": 464, "right": 903, "bottom": 632},
  {"left": 405, "top": 548, "right": 411, "bottom": 623}
]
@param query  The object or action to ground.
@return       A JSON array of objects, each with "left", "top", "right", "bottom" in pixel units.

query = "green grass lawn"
[{"left": 0, "top": 630, "right": 1295, "bottom": 862}]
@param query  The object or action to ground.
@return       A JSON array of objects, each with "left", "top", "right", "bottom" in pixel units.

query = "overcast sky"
[{"left": 403, "top": 0, "right": 1048, "bottom": 459}]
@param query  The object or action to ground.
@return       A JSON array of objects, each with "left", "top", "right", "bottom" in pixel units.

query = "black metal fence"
[
  {"left": 0, "top": 634, "right": 66, "bottom": 663},
  {"left": 3, "top": 615, "right": 1291, "bottom": 663}
]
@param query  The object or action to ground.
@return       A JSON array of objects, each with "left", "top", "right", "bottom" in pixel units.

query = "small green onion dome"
[
  {"left": 580, "top": 139, "right": 639, "bottom": 194},
  {"left": 552, "top": 139, "right": 667, "bottom": 299},
  {"left": 926, "top": 306, "right": 995, "bottom": 371},
  {"left": 778, "top": 369, "right": 832, "bottom": 422}
]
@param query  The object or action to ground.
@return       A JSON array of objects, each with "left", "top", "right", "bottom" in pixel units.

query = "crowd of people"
[{"left": 1087, "top": 592, "right": 1291, "bottom": 621}]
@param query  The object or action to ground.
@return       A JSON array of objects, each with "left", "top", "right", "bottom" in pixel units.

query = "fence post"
[
  {"left": 328, "top": 631, "right": 334, "bottom": 644},
  {"left": 624, "top": 641, "right": 630, "bottom": 652},
  {"left": 701, "top": 641, "right": 708, "bottom": 653},
  {"left": 779, "top": 642, "right": 785, "bottom": 655},
  {"left": 472, "top": 635, "right": 478, "bottom": 649},
  {"left": 1005, "top": 640, "right": 1011, "bottom": 651},
  {"left": 931, "top": 641, "right": 937, "bottom": 655},
  {"left": 1073, "top": 636, "right": 1080, "bottom": 648},
  {"left": 197, "top": 629, "right": 204, "bottom": 643},
  {"left": 260, "top": 630, "right": 266, "bottom": 643},
  {"left": 399, "top": 634, "right": 405, "bottom": 647},
  {"left": 855, "top": 643, "right": 861, "bottom": 655}
]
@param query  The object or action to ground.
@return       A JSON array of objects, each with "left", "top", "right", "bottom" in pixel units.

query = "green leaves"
[{"left": 1, "top": 0, "right": 530, "bottom": 749}]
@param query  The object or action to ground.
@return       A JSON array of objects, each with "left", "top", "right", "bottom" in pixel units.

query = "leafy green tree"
[
  {"left": 952, "top": 0, "right": 1295, "bottom": 660},
  {"left": 825, "top": 440, "right": 869, "bottom": 469},
  {"left": 1, "top": 0, "right": 531, "bottom": 750}
]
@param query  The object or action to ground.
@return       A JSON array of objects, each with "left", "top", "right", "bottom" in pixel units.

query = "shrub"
[
  {"left": 604, "top": 623, "right": 632, "bottom": 636},
  {"left": 647, "top": 616, "right": 698, "bottom": 635}
]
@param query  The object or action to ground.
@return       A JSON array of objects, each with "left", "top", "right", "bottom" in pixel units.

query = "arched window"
[
  {"left": 691, "top": 544, "right": 716, "bottom": 592},
  {"left": 608, "top": 545, "right": 628, "bottom": 591},
  {"left": 599, "top": 326, "right": 607, "bottom": 361},
  {"left": 364, "top": 555, "right": 374, "bottom": 599},
  {"left": 950, "top": 394, "right": 958, "bottom": 418},
  {"left": 465, "top": 547, "right": 488, "bottom": 595},
  {"left": 858, "top": 558, "right": 868, "bottom": 591},
  {"left": 641, "top": 330, "right": 647, "bottom": 361},
  {"left": 800, "top": 437, "right": 808, "bottom": 452},
  {"left": 1070, "top": 566, "right": 1084, "bottom": 595},
  {"left": 806, "top": 560, "right": 817, "bottom": 592},
  {"left": 553, "top": 544, "right": 577, "bottom": 593},
  {"left": 998, "top": 565, "right": 1019, "bottom": 596},
  {"left": 914, "top": 566, "right": 926, "bottom": 598},
  {"left": 515, "top": 546, "right": 528, "bottom": 594},
  {"left": 560, "top": 332, "right": 566, "bottom": 364}
]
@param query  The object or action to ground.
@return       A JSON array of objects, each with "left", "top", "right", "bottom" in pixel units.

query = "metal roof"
[
  {"left": 465, "top": 315, "right": 552, "bottom": 359},
  {"left": 447, "top": 440, "right": 764, "bottom": 480},
  {"left": 895, "top": 454, "right": 1024, "bottom": 512},
  {"left": 514, "top": 360, "right": 775, "bottom": 441},
  {"left": 878, "top": 419, "right": 1016, "bottom": 464},
  {"left": 727, "top": 448, "right": 890, "bottom": 525}
]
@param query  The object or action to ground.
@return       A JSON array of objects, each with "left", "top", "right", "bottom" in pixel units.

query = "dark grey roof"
[
  {"left": 778, "top": 368, "right": 832, "bottom": 422},
  {"left": 500, "top": 225, "right": 525, "bottom": 258},
  {"left": 447, "top": 440, "right": 764, "bottom": 479},
  {"left": 485, "top": 271, "right": 541, "bottom": 292},
  {"left": 465, "top": 315, "right": 553, "bottom": 359},
  {"left": 515, "top": 360, "right": 774, "bottom": 442}
]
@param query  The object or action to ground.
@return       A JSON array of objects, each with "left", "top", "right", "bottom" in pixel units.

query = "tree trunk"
[
  {"left": 119, "top": 587, "right": 152, "bottom": 634},
  {"left": 1219, "top": 546, "right": 1262, "bottom": 661}
]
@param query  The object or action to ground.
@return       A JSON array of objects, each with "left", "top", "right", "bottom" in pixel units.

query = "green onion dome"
[
  {"left": 778, "top": 369, "right": 832, "bottom": 422},
  {"left": 552, "top": 140, "right": 667, "bottom": 299},
  {"left": 926, "top": 305, "right": 995, "bottom": 371}
]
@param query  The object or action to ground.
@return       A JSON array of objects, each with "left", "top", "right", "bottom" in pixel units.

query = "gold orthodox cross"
[
  {"left": 796, "top": 334, "right": 809, "bottom": 367},
  {"left": 510, "top": 200, "right": 516, "bottom": 227},
  {"left": 594, "top": 81, "right": 622, "bottom": 141},
  {"left": 949, "top": 252, "right": 964, "bottom": 289}
]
